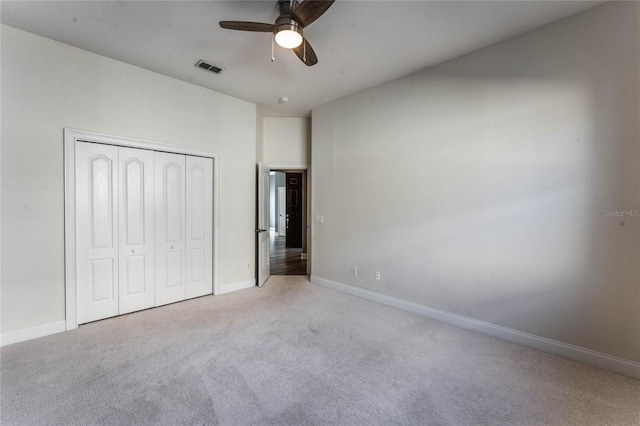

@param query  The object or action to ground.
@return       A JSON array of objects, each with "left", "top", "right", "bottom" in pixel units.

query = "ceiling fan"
[{"left": 219, "top": 0, "right": 335, "bottom": 66}]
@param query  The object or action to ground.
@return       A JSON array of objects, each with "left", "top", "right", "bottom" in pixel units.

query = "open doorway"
[{"left": 269, "top": 170, "right": 307, "bottom": 275}]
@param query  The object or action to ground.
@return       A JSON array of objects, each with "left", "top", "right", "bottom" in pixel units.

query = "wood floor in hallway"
[{"left": 270, "top": 234, "right": 306, "bottom": 275}]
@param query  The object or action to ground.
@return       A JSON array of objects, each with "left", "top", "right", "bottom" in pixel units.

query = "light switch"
[{"left": 315, "top": 215, "right": 324, "bottom": 224}]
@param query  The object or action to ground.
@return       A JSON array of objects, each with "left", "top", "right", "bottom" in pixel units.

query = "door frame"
[
  {"left": 64, "top": 128, "right": 221, "bottom": 331},
  {"left": 257, "top": 162, "right": 271, "bottom": 287},
  {"left": 262, "top": 163, "right": 311, "bottom": 276}
]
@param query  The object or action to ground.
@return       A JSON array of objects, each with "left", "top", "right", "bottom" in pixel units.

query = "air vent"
[{"left": 195, "top": 60, "right": 223, "bottom": 74}]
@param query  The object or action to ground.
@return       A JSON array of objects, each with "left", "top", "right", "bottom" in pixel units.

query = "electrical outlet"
[
  {"left": 351, "top": 266, "right": 358, "bottom": 277},
  {"left": 374, "top": 272, "right": 381, "bottom": 281},
  {"left": 247, "top": 263, "right": 251, "bottom": 269}
]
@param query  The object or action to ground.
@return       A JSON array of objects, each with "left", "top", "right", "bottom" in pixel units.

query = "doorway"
[{"left": 269, "top": 170, "right": 307, "bottom": 275}]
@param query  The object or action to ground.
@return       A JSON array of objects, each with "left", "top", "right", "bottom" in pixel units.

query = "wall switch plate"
[
  {"left": 374, "top": 272, "right": 381, "bottom": 281},
  {"left": 351, "top": 266, "right": 358, "bottom": 277},
  {"left": 315, "top": 215, "right": 324, "bottom": 223}
]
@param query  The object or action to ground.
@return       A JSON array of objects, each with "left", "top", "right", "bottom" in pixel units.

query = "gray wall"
[
  {"left": 311, "top": 2, "right": 640, "bottom": 362},
  {"left": 263, "top": 118, "right": 310, "bottom": 165}
]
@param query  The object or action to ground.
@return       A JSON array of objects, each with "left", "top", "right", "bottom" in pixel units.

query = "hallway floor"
[{"left": 270, "top": 233, "right": 306, "bottom": 275}]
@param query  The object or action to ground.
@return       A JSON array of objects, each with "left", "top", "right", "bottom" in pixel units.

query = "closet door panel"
[
  {"left": 155, "top": 152, "right": 186, "bottom": 306},
  {"left": 76, "top": 142, "right": 119, "bottom": 324},
  {"left": 186, "top": 156, "right": 213, "bottom": 298},
  {"left": 118, "top": 147, "right": 155, "bottom": 314}
]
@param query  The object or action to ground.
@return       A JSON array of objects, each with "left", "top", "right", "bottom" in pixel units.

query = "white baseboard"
[
  {"left": 310, "top": 275, "right": 640, "bottom": 379},
  {"left": 2, "top": 280, "right": 255, "bottom": 346},
  {"left": 1, "top": 320, "right": 66, "bottom": 347},
  {"left": 219, "top": 279, "right": 256, "bottom": 295}
]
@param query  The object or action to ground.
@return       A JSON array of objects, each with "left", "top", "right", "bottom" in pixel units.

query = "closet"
[{"left": 75, "top": 142, "right": 213, "bottom": 324}]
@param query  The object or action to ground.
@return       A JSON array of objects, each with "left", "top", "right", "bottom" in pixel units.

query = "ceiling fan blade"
[
  {"left": 219, "top": 21, "right": 275, "bottom": 32},
  {"left": 292, "top": 0, "right": 335, "bottom": 28},
  {"left": 293, "top": 39, "right": 318, "bottom": 66}
]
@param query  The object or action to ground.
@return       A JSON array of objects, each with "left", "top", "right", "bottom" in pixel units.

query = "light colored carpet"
[{"left": 1, "top": 275, "right": 639, "bottom": 425}]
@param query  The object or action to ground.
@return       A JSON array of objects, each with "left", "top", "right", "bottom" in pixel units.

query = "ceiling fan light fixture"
[
  {"left": 274, "top": 24, "right": 303, "bottom": 49},
  {"left": 218, "top": 0, "right": 334, "bottom": 66}
]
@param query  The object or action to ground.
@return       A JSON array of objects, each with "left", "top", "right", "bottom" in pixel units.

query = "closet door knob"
[
  {"left": 170, "top": 245, "right": 175, "bottom": 250},
  {"left": 131, "top": 249, "right": 136, "bottom": 253}
]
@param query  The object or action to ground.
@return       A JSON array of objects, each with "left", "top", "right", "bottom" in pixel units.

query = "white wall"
[
  {"left": 256, "top": 106, "right": 265, "bottom": 164},
  {"left": 263, "top": 117, "right": 310, "bottom": 165},
  {"left": 1, "top": 26, "right": 257, "bottom": 334},
  {"left": 312, "top": 2, "right": 640, "bottom": 363},
  {"left": 261, "top": 117, "right": 312, "bottom": 257}
]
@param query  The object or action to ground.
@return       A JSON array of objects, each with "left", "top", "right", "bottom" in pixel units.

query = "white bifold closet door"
[
  {"left": 154, "top": 152, "right": 187, "bottom": 306},
  {"left": 118, "top": 147, "right": 155, "bottom": 315},
  {"left": 185, "top": 156, "right": 213, "bottom": 299},
  {"left": 76, "top": 143, "right": 213, "bottom": 324},
  {"left": 76, "top": 143, "right": 155, "bottom": 324},
  {"left": 76, "top": 142, "right": 120, "bottom": 324},
  {"left": 155, "top": 153, "right": 213, "bottom": 305}
]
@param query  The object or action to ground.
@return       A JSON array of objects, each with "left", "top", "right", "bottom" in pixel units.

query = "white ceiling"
[{"left": 1, "top": 1, "right": 604, "bottom": 117}]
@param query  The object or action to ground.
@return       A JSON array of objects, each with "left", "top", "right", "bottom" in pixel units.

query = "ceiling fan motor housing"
[
  {"left": 277, "top": 0, "right": 299, "bottom": 17},
  {"left": 275, "top": 0, "right": 303, "bottom": 38}
]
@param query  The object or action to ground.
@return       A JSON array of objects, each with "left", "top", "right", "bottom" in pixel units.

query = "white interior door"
[
  {"left": 155, "top": 152, "right": 186, "bottom": 306},
  {"left": 118, "top": 147, "right": 155, "bottom": 314},
  {"left": 76, "top": 142, "right": 119, "bottom": 324},
  {"left": 185, "top": 156, "right": 213, "bottom": 298},
  {"left": 257, "top": 162, "right": 270, "bottom": 287},
  {"left": 278, "top": 186, "right": 286, "bottom": 237}
]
